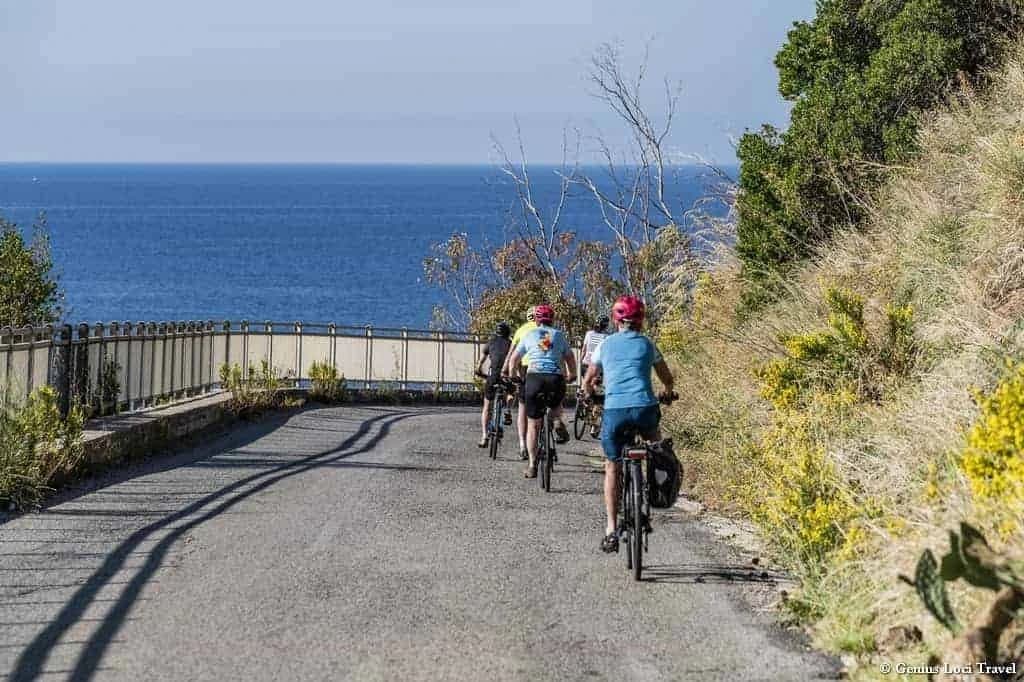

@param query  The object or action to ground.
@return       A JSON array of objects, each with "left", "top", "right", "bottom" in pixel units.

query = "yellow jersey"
[{"left": 510, "top": 321, "right": 537, "bottom": 366}]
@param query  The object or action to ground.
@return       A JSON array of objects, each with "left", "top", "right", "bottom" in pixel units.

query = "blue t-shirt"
[
  {"left": 592, "top": 330, "right": 663, "bottom": 409},
  {"left": 516, "top": 325, "right": 570, "bottom": 375}
]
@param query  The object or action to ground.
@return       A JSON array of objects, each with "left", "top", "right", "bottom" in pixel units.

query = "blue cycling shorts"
[{"left": 600, "top": 404, "right": 661, "bottom": 461}]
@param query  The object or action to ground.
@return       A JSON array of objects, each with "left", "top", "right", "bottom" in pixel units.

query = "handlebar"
[
  {"left": 582, "top": 391, "right": 677, "bottom": 405},
  {"left": 658, "top": 391, "right": 679, "bottom": 405}
]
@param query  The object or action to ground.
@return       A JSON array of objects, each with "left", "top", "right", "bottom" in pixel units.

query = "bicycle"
[
  {"left": 606, "top": 391, "right": 678, "bottom": 581},
  {"left": 486, "top": 377, "right": 514, "bottom": 460},
  {"left": 508, "top": 375, "right": 558, "bottom": 492},
  {"left": 537, "top": 407, "right": 555, "bottom": 492},
  {"left": 573, "top": 386, "right": 603, "bottom": 441}
]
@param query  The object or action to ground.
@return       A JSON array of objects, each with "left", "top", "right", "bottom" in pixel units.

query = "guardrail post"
[
  {"left": 47, "top": 324, "right": 70, "bottom": 416},
  {"left": 146, "top": 322, "right": 156, "bottom": 406},
  {"left": 401, "top": 327, "right": 409, "bottom": 390},
  {"left": 1, "top": 326, "right": 11, "bottom": 408},
  {"left": 137, "top": 322, "right": 147, "bottom": 409},
  {"left": 195, "top": 320, "right": 203, "bottom": 395},
  {"left": 191, "top": 320, "right": 199, "bottom": 396},
  {"left": 328, "top": 323, "right": 337, "bottom": 374},
  {"left": 240, "top": 320, "right": 250, "bottom": 380},
  {"left": 439, "top": 330, "right": 446, "bottom": 390},
  {"left": 295, "top": 321, "right": 303, "bottom": 384},
  {"left": 221, "top": 321, "right": 231, "bottom": 387},
  {"left": 121, "top": 321, "right": 132, "bottom": 411},
  {"left": 24, "top": 326, "right": 35, "bottom": 401},
  {"left": 364, "top": 325, "right": 373, "bottom": 389},
  {"left": 265, "top": 320, "right": 273, "bottom": 375},
  {"left": 94, "top": 323, "right": 105, "bottom": 413},
  {"left": 74, "top": 323, "right": 89, "bottom": 410},
  {"left": 178, "top": 321, "right": 186, "bottom": 398},
  {"left": 110, "top": 322, "right": 121, "bottom": 411}
]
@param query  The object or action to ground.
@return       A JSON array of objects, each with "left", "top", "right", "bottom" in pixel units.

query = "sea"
[{"left": 0, "top": 164, "right": 724, "bottom": 330}]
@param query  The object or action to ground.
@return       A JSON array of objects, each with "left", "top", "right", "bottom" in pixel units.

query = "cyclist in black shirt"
[{"left": 477, "top": 321, "right": 512, "bottom": 448}]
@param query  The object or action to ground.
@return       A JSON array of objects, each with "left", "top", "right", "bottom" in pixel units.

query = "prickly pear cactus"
[{"left": 915, "top": 549, "right": 961, "bottom": 633}]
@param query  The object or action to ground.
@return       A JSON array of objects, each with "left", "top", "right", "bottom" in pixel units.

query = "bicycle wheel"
[
  {"left": 539, "top": 421, "right": 550, "bottom": 491},
  {"left": 489, "top": 396, "right": 501, "bottom": 460},
  {"left": 544, "top": 420, "right": 554, "bottom": 492},
  {"left": 630, "top": 460, "right": 644, "bottom": 581},
  {"left": 622, "top": 463, "right": 633, "bottom": 572},
  {"left": 573, "top": 399, "right": 586, "bottom": 440}
]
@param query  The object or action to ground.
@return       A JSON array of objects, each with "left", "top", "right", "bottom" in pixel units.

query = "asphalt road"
[{"left": 0, "top": 405, "right": 838, "bottom": 681}]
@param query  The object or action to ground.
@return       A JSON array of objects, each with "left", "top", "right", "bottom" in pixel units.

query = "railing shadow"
[
  {"left": 9, "top": 405, "right": 427, "bottom": 682},
  {"left": 640, "top": 562, "right": 784, "bottom": 585}
]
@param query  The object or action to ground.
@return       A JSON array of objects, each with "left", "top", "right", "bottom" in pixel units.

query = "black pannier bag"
[{"left": 648, "top": 439, "right": 681, "bottom": 509}]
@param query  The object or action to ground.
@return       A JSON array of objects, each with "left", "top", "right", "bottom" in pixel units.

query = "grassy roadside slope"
[{"left": 661, "top": 48, "right": 1024, "bottom": 677}]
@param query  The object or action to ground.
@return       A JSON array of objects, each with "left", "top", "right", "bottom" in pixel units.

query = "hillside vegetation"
[{"left": 661, "top": 44, "right": 1024, "bottom": 676}]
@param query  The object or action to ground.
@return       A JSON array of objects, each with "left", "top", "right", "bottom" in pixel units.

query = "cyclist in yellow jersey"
[{"left": 503, "top": 306, "right": 538, "bottom": 460}]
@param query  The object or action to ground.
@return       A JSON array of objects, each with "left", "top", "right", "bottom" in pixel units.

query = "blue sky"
[{"left": 3, "top": 1, "right": 814, "bottom": 164}]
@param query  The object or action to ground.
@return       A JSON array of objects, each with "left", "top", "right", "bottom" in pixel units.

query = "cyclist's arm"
[
  {"left": 582, "top": 363, "right": 601, "bottom": 394},
  {"left": 505, "top": 349, "right": 522, "bottom": 376},
  {"left": 653, "top": 359, "right": 674, "bottom": 393},
  {"left": 477, "top": 347, "right": 490, "bottom": 376},
  {"left": 563, "top": 349, "right": 577, "bottom": 383}
]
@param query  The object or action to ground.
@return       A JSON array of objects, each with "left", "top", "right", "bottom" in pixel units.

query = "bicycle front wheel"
[
  {"left": 543, "top": 426, "right": 553, "bottom": 492},
  {"left": 630, "top": 460, "right": 644, "bottom": 581},
  {"left": 489, "top": 398, "right": 501, "bottom": 460},
  {"left": 622, "top": 464, "right": 633, "bottom": 572},
  {"left": 573, "top": 400, "right": 586, "bottom": 440}
]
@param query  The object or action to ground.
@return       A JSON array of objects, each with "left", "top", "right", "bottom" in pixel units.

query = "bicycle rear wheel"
[
  {"left": 543, "top": 421, "right": 553, "bottom": 492},
  {"left": 573, "top": 399, "right": 586, "bottom": 440},
  {"left": 539, "top": 420, "right": 550, "bottom": 491},
  {"left": 630, "top": 460, "right": 644, "bottom": 581},
  {"left": 489, "top": 396, "right": 501, "bottom": 460}
]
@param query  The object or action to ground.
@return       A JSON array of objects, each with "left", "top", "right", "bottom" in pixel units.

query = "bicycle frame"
[{"left": 619, "top": 431, "right": 652, "bottom": 580}]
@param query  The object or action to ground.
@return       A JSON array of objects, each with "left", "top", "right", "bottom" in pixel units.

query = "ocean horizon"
[{"left": 0, "top": 162, "right": 728, "bottom": 329}]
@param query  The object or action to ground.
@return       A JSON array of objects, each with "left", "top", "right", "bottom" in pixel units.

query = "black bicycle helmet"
[
  {"left": 595, "top": 316, "right": 610, "bottom": 332},
  {"left": 495, "top": 321, "right": 511, "bottom": 338}
]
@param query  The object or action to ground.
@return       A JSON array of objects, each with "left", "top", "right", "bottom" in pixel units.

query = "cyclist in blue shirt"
[
  {"left": 583, "top": 295, "right": 675, "bottom": 554},
  {"left": 504, "top": 304, "right": 577, "bottom": 478}
]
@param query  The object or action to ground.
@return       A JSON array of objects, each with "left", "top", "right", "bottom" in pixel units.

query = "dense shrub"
[
  {"left": 961, "top": 361, "right": 1024, "bottom": 532},
  {"left": 736, "top": 0, "right": 1024, "bottom": 305},
  {"left": 746, "top": 412, "right": 861, "bottom": 568},
  {"left": 308, "top": 361, "right": 348, "bottom": 403},
  {"left": 755, "top": 285, "right": 917, "bottom": 410},
  {"left": 218, "top": 361, "right": 288, "bottom": 416},
  {"left": 0, "top": 214, "right": 61, "bottom": 327},
  {"left": 469, "top": 277, "right": 591, "bottom": 344},
  {"left": 0, "top": 386, "right": 84, "bottom": 510}
]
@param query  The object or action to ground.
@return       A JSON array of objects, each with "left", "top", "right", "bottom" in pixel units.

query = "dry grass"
[{"left": 661, "top": 47, "right": 1024, "bottom": 676}]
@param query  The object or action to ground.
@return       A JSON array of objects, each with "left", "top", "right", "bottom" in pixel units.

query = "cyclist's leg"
[
  {"left": 600, "top": 407, "right": 633, "bottom": 540},
  {"left": 480, "top": 396, "right": 491, "bottom": 445},
  {"left": 516, "top": 365, "right": 529, "bottom": 455},
  {"left": 637, "top": 404, "right": 663, "bottom": 443},
  {"left": 479, "top": 378, "right": 497, "bottom": 447},
  {"left": 549, "top": 375, "right": 569, "bottom": 443},
  {"left": 523, "top": 374, "right": 545, "bottom": 474}
]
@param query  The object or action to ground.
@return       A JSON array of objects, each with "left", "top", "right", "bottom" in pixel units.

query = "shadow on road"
[
  {"left": 641, "top": 562, "right": 783, "bottom": 585},
  {"left": 7, "top": 406, "right": 430, "bottom": 682}
]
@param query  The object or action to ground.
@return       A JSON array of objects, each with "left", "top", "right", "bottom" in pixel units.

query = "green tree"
[
  {"left": 0, "top": 214, "right": 62, "bottom": 327},
  {"left": 736, "top": 0, "right": 1023, "bottom": 306}
]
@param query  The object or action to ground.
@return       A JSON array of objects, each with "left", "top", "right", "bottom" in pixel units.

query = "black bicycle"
[
  {"left": 486, "top": 377, "right": 514, "bottom": 460},
  {"left": 573, "top": 387, "right": 603, "bottom": 441},
  {"left": 537, "top": 408, "right": 555, "bottom": 492},
  {"left": 615, "top": 391, "right": 678, "bottom": 581}
]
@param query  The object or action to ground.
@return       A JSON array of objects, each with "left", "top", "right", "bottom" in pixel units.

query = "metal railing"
[{"left": 0, "top": 321, "right": 489, "bottom": 416}]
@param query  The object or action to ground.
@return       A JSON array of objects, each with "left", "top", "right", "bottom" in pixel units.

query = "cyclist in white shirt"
[{"left": 580, "top": 315, "right": 610, "bottom": 378}]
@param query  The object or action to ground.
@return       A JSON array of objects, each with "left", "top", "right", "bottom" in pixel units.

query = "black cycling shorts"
[
  {"left": 524, "top": 373, "right": 566, "bottom": 420},
  {"left": 484, "top": 376, "right": 509, "bottom": 401}
]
